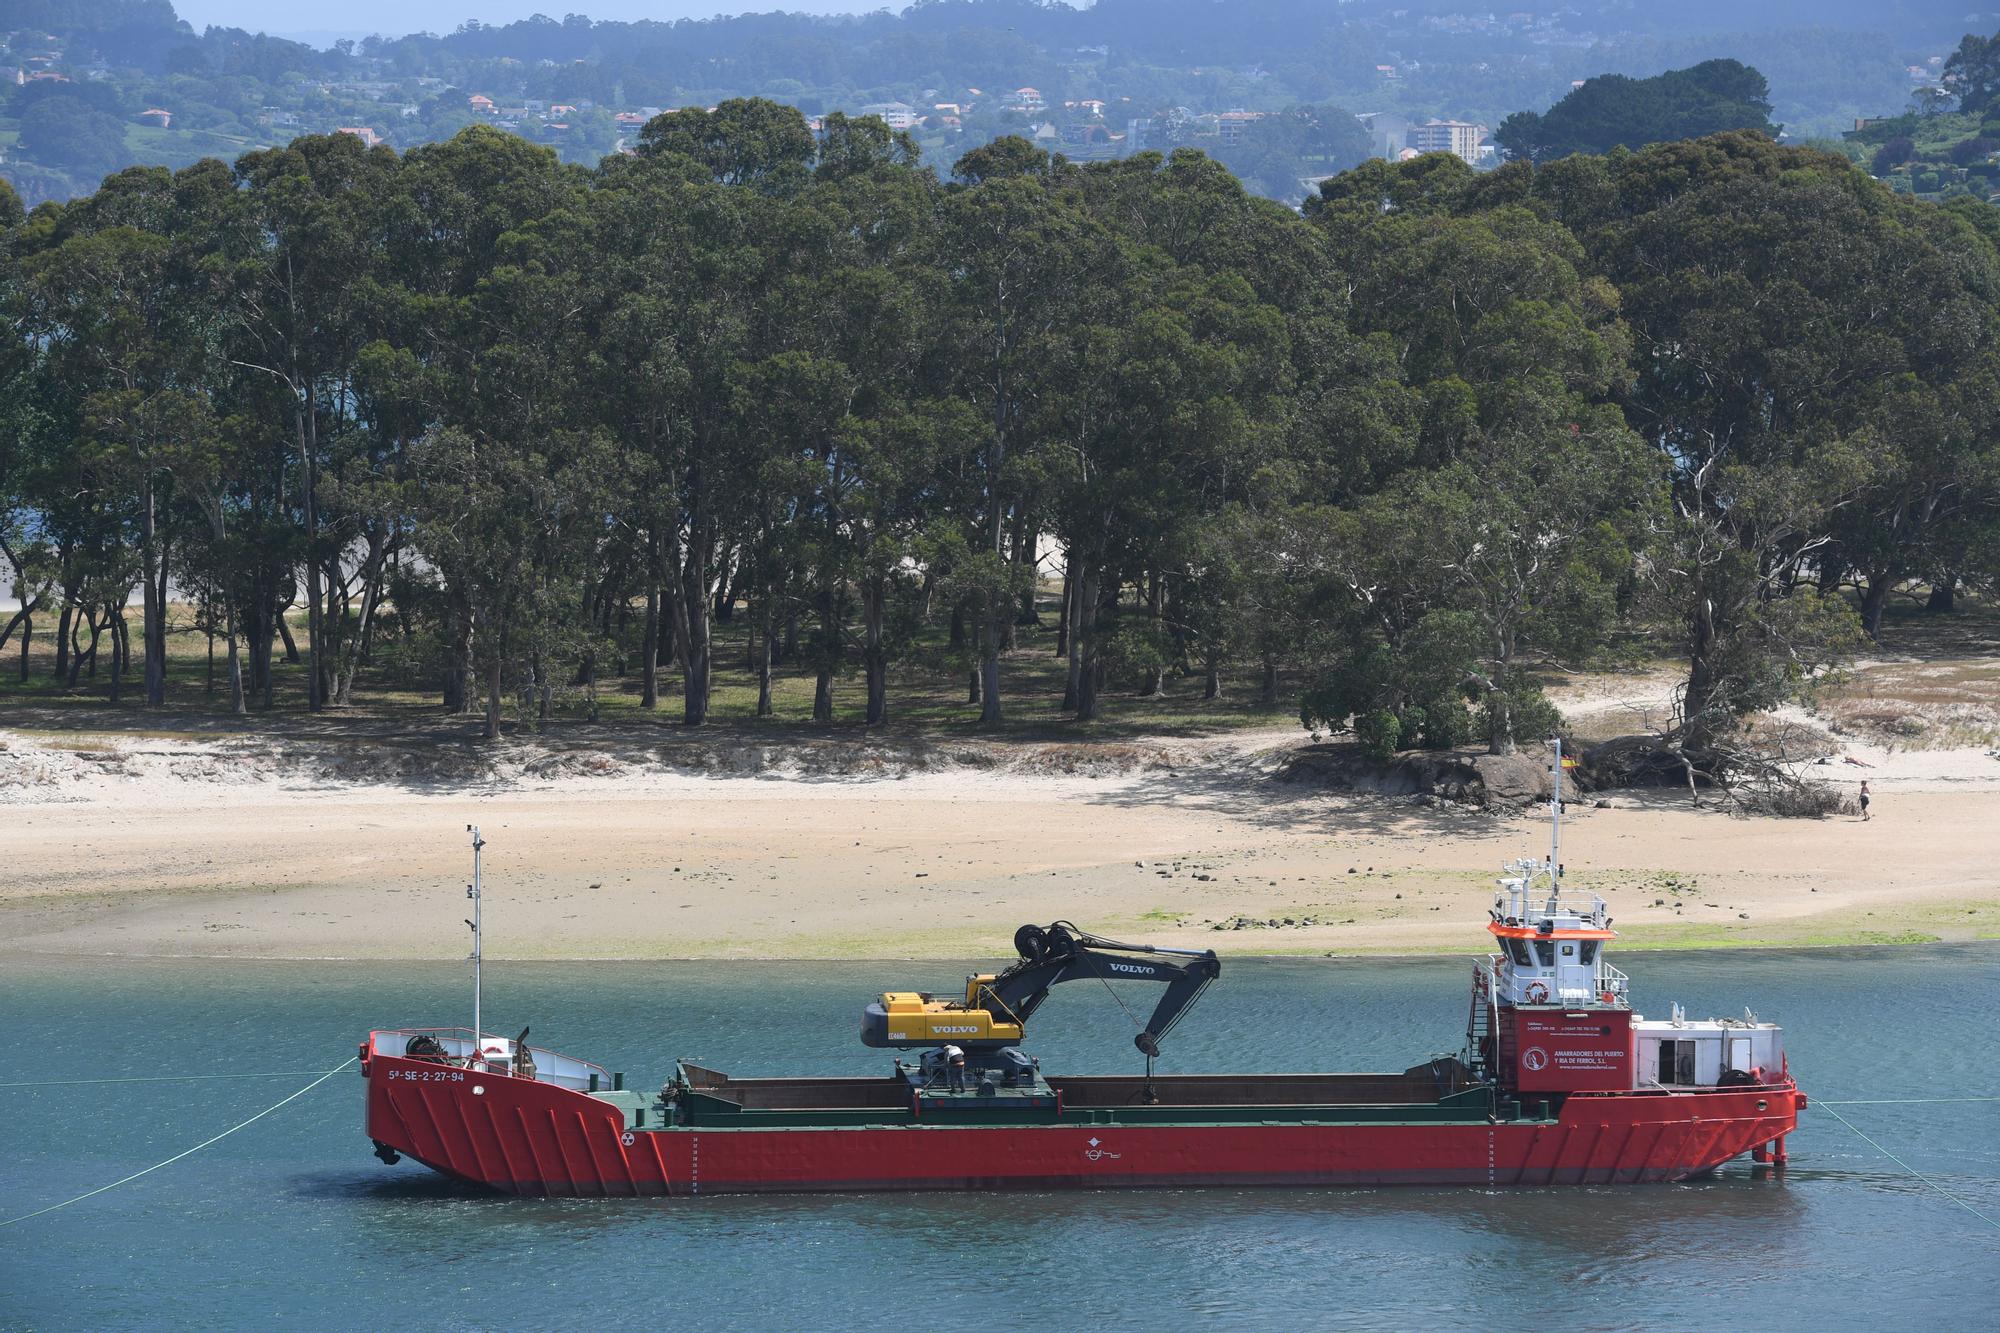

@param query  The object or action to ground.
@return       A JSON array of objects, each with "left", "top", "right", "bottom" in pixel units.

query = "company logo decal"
[
  {"left": 1522, "top": 1047, "right": 1549, "bottom": 1072},
  {"left": 1083, "top": 1136, "right": 1121, "bottom": 1162}
]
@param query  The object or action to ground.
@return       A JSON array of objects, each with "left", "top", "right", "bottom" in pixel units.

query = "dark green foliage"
[
  {"left": 1495, "top": 60, "right": 1778, "bottom": 163},
  {"left": 1944, "top": 32, "right": 2000, "bottom": 118},
  {"left": 16, "top": 95, "right": 128, "bottom": 178},
  {"left": 0, "top": 119, "right": 1993, "bottom": 777}
]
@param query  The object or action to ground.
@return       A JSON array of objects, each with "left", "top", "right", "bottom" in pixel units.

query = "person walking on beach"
[{"left": 1859, "top": 781, "right": 1871, "bottom": 822}]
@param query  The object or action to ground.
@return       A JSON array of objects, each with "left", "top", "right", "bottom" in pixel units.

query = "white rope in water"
[
  {"left": 1814, "top": 1100, "right": 2000, "bottom": 1232},
  {"left": 0, "top": 1057, "right": 355, "bottom": 1229},
  {"left": 0, "top": 1071, "right": 342, "bottom": 1089},
  {"left": 1814, "top": 1097, "right": 2000, "bottom": 1106}
]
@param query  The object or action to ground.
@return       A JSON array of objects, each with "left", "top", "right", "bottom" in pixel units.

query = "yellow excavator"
[{"left": 859, "top": 921, "right": 1221, "bottom": 1068}]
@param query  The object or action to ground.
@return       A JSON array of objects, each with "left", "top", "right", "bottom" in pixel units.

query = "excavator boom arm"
[{"left": 979, "top": 922, "right": 1220, "bottom": 1056}]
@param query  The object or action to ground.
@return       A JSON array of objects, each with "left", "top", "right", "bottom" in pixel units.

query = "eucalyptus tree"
[
  {"left": 1542, "top": 134, "right": 1992, "bottom": 737},
  {"left": 736, "top": 113, "right": 940, "bottom": 724},
  {"left": 9, "top": 160, "right": 234, "bottom": 705},
  {"left": 227, "top": 133, "right": 404, "bottom": 711},
  {"left": 609, "top": 103, "right": 813, "bottom": 726},
  {"left": 940, "top": 138, "right": 1087, "bottom": 724},
  {"left": 387, "top": 125, "right": 590, "bottom": 715},
  {"left": 1308, "top": 193, "right": 1657, "bottom": 753}
]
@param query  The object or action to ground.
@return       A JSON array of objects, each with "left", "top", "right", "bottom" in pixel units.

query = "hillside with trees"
[
  {"left": 2, "top": 113, "right": 1994, "bottom": 805},
  {"left": 1493, "top": 60, "right": 1778, "bottom": 162},
  {"left": 0, "top": 0, "right": 1979, "bottom": 205},
  {"left": 1845, "top": 26, "right": 2000, "bottom": 202}
]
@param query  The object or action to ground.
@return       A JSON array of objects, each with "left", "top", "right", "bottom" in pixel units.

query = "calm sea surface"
[{"left": 4, "top": 946, "right": 1997, "bottom": 1330}]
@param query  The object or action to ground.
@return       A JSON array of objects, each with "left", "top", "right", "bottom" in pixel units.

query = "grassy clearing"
[
  {"left": 1810, "top": 598, "right": 2000, "bottom": 750},
  {"left": 0, "top": 593, "right": 1303, "bottom": 742}
]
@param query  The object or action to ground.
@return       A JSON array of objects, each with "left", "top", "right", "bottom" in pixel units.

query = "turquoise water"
[{"left": 4, "top": 947, "right": 1997, "bottom": 1330}]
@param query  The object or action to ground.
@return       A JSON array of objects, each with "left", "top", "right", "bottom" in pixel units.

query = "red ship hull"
[{"left": 361, "top": 1044, "right": 1803, "bottom": 1197}]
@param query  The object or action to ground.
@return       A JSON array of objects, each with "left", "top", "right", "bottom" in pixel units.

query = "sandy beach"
[{"left": 3, "top": 720, "right": 1995, "bottom": 961}]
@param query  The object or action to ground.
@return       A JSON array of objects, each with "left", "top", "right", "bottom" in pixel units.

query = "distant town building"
[
  {"left": 1407, "top": 119, "right": 1485, "bottom": 164},
  {"left": 338, "top": 126, "right": 382, "bottom": 147},
  {"left": 1215, "top": 110, "right": 1263, "bottom": 146},
  {"left": 468, "top": 94, "right": 495, "bottom": 113},
  {"left": 136, "top": 107, "right": 171, "bottom": 129},
  {"left": 1014, "top": 86, "right": 1045, "bottom": 109},
  {"left": 858, "top": 101, "right": 918, "bottom": 129}
]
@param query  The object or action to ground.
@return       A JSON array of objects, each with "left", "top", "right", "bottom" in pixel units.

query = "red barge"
[{"left": 362, "top": 786, "right": 1802, "bottom": 1196}]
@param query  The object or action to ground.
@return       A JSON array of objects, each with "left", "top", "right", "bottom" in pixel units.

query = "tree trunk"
[
  {"left": 755, "top": 621, "right": 773, "bottom": 717},
  {"left": 641, "top": 541, "right": 660, "bottom": 710},
  {"left": 442, "top": 603, "right": 469, "bottom": 714},
  {"left": 1257, "top": 652, "right": 1278, "bottom": 707},
  {"left": 1682, "top": 591, "right": 1722, "bottom": 743},
  {"left": 206, "top": 620, "right": 215, "bottom": 695},
  {"left": 1487, "top": 688, "right": 1516, "bottom": 756},
  {"left": 54, "top": 592, "right": 73, "bottom": 682},
  {"left": 484, "top": 655, "right": 503, "bottom": 741},
  {"left": 227, "top": 612, "right": 245, "bottom": 717},
  {"left": 713, "top": 547, "right": 737, "bottom": 623},
  {"left": 75, "top": 608, "right": 101, "bottom": 685},
  {"left": 140, "top": 472, "right": 165, "bottom": 706},
  {"left": 1926, "top": 572, "right": 1957, "bottom": 613},
  {"left": 1860, "top": 570, "right": 1892, "bottom": 643},
  {"left": 1141, "top": 569, "right": 1166, "bottom": 698},
  {"left": 299, "top": 402, "right": 324, "bottom": 714},
  {"left": 948, "top": 600, "right": 965, "bottom": 650},
  {"left": 812, "top": 577, "right": 837, "bottom": 724},
  {"left": 1015, "top": 517, "right": 1040, "bottom": 627},
  {"left": 277, "top": 612, "right": 301, "bottom": 664},
  {"left": 19, "top": 609, "right": 31, "bottom": 682},
  {"left": 672, "top": 525, "right": 714, "bottom": 726},
  {"left": 863, "top": 575, "right": 887, "bottom": 726},
  {"left": 1075, "top": 571, "right": 1104, "bottom": 721},
  {"left": 106, "top": 608, "right": 123, "bottom": 700},
  {"left": 1203, "top": 647, "right": 1221, "bottom": 701},
  {"left": 0, "top": 594, "right": 37, "bottom": 658},
  {"left": 979, "top": 598, "right": 1002, "bottom": 725},
  {"left": 1054, "top": 565, "right": 1071, "bottom": 658},
  {"left": 1063, "top": 565, "right": 1090, "bottom": 713}
]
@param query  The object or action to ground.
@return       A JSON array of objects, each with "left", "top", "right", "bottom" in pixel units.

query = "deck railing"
[{"left": 370, "top": 1027, "right": 612, "bottom": 1093}]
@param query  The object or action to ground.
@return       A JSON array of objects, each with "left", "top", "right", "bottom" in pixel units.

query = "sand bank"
[{"left": 2, "top": 725, "right": 1994, "bottom": 961}]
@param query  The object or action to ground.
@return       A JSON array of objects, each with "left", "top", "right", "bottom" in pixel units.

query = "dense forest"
[{"left": 2, "top": 109, "right": 1994, "bottom": 797}]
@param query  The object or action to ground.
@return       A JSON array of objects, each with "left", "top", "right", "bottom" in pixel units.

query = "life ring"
[{"left": 1524, "top": 981, "right": 1550, "bottom": 1004}]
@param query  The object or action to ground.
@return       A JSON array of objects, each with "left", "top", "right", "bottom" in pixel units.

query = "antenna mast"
[
  {"left": 1546, "top": 736, "right": 1564, "bottom": 908},
  {"left": 466, "top": 825, "right": 485, "bottom": 1046}
]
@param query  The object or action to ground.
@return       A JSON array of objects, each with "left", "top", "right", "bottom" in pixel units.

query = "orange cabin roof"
[{"left": 1488, "top": 922, "right": 1614, "bottom": 941}]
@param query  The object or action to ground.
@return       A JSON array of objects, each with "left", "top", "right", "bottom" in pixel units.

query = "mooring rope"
[
  {"left": 1813, "top": 1096, "right": 2000, "bottom": 1106},
  {"left": 1813, "top": 1100, "right": 2000, "bottom": 1232},
  {"left": 0, "top": 1071, "right": 345, "bottom": 1089},
  {"left": 0, "top": 1057, "right": 355, "bottom": 1229}
]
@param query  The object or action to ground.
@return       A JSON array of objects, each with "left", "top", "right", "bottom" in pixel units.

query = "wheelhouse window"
[
  {"left": 1506, "top": 939, "right": 1532, "bottom": 966},
  {"left": 1579, "top": 940, "right": 1599, "bottom": 965},
  {"left": 1533, "top": 939, "right": 1556, "bottom": 967}
]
